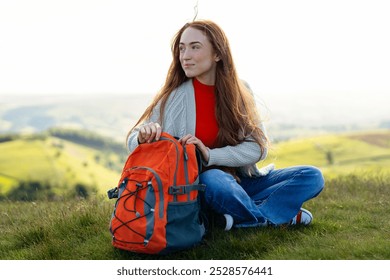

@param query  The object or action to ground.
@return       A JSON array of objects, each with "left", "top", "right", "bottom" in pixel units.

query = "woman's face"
[{"left": 179, "top": 27, "right": 220, "bottom": 85}]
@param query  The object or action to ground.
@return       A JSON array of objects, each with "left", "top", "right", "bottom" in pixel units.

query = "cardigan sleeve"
[{"left": 205, "top": 122, "right": 268, "bottom": 167}]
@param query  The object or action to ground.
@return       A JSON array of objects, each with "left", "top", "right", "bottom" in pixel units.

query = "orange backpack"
[{"left": 107, "top": 132, "right": 206, "bottom": 254}]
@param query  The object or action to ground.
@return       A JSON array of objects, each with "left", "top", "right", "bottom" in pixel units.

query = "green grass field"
[
  {"left": 0, "top": 129, "right": 389, "bottom": 259},
  {"left": 1, "top": 169, "right": 389, "bottom": 260}
]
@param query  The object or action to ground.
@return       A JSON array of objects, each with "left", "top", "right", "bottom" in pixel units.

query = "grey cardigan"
[{"left": 127, "top": 79, "right": 268, "bottom": 177}]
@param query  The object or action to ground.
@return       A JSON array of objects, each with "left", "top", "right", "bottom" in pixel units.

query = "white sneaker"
[
  {"left": 223, "top": 214, "right": 234, "bottom": 231},
  {"left": 215, "top": 214, "right": 234, "bottom": 231},
  {"left": 290, "top": 208, "right": 313, "bottom": 226}
]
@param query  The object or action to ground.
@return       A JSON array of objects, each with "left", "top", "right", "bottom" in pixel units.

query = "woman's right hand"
[
  {"left": 179, "top": 134, "right": 210, "bottom": 163},
  {"left": 137, "top": 122, "right": 162, "bottom": 144}
]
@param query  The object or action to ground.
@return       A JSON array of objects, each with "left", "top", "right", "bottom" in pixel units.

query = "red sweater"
[{"left": 193, "top": 78, "right": 219, "bottom": 148}]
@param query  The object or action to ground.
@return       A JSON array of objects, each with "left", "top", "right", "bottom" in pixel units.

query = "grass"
[{"left": 1, "top": 170, "right": 389, "bottom": 260}]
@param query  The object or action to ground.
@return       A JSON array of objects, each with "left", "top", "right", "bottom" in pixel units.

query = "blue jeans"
[{"left": 199, "top": 166, "right": 325, "bottom": 226}]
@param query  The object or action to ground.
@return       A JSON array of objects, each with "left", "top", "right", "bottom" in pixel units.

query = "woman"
[{"left": 127, "top": 20, "right": 324, "bottom": 230}]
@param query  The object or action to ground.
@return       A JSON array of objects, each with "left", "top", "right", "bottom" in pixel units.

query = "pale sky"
[{"left": 1, "top": 0, "right": 389, "bottom": 97}]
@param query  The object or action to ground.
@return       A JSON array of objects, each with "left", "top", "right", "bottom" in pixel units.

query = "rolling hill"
[
  {"left": 261, "top": 129, "right": 390, "bottom": 177},
  {"left": 0, "top": 130, "right": 128, "bottom": 199},
  {"left": 1, "top": 129, "right": 389, "bottom": 200}
]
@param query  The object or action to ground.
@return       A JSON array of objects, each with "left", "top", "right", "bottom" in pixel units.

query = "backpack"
[{"left": 107, "top": 132, "right": 206, "bottom": 254}]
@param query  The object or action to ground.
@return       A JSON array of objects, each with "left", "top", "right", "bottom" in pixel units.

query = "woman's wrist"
[{"left": 201, "top": 147, "right": 210, "bottom": 163}]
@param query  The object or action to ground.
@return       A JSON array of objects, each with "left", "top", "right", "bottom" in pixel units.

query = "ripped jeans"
[{"left": 199, "top": 165, "right": 325, "bottom": 227}]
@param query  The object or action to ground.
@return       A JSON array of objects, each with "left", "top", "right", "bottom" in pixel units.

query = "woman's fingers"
[
  {"left": 154, "top": 123, "right": 162, "bottom": 141},
  {"left": 178, "top": 134, "right": 192, "bottom": 145},
  {"left": 179, "top": 135, "right": 209, "bottom": 162},
  {"left": 138, "top": 122, "right": 162, "bottom": 144}
]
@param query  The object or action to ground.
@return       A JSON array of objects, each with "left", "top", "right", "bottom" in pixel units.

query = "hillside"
[
  {"left": 261, "top": 129, "right": 390, "bottom": 177},
  {"left": 0, "top": 131, "right": 128, "bottom": 199},
  {"left": 1, "top": 129, "right": 389, "bottom": 200}
]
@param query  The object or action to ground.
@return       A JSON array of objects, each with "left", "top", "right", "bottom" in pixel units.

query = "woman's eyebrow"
[{"left": 179, "top": 41, "right": 203, "bottom": 45}]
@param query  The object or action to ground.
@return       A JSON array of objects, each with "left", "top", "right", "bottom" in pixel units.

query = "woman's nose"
[{"left": 182, "top": 49, "right": 191, "bottom": 60}]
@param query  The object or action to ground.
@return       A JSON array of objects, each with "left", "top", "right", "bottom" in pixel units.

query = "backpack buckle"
[
  {"left": 107, "top": 187, "right": 118, "bottom": 199},
  {"left": 168, "top": 186, "right": 186, "bottom": 195}
]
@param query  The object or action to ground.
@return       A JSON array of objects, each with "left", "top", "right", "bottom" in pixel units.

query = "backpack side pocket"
[{"left": 163, "top": 198, "right": 205, "bottom": 254}]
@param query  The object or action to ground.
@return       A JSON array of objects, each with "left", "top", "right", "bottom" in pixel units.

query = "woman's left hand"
[{"left": 179, "top": 134, "right": 209, "bottom": 163}]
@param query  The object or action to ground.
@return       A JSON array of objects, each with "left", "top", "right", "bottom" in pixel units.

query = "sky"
[{"left": 0, "top": 0, "right": 390, "bottom": 98}]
